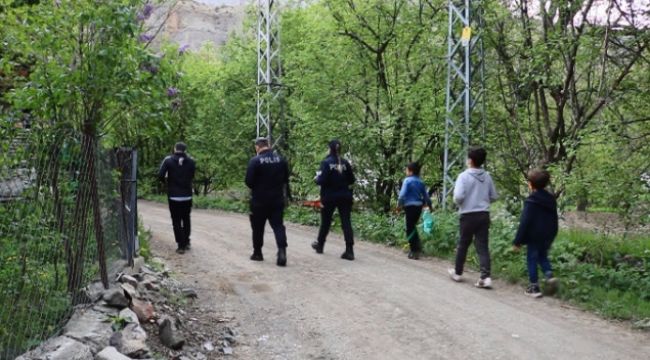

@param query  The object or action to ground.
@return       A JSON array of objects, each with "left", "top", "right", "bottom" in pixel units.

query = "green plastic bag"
[{"left": 422, "top": 209, "right": 434, "bottom": 235}]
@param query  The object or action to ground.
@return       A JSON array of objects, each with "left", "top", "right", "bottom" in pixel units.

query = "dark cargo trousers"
[
  {"left": 250, "top": 203, "right": 288, "bottom": 251},
  {"left": 168, "top": 199, "right": 192, "bottom": 249},
  {"left": 455, "top": 212, "right": 491, "bottom": 279},
  {"left": 404, "top": 206, "right": 423, "bottom": 253},
  {"left": 316, "top": 198, "right": 354, "bottom": 246}
]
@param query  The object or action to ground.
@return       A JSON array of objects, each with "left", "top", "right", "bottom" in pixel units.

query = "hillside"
[{"left": 145, "top": 0, "right": 246, "bottom": 51}]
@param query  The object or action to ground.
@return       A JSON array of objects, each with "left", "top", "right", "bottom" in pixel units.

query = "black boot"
[
  {"left": 250, "top": 249, "right": 264, "bottom": 261},
  {"left": 340, "top": 243, "right": 354, "bottom": 261},
  {"left": 277, "top": 248, "right": 287, "bottom": 267},
  {"left": 311, "top": 240, "right": 324, "bottom": 254}
]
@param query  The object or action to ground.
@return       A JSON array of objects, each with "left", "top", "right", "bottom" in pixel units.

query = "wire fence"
[{"left": 0, "top": 120, "right": 138, "bottom": 359}]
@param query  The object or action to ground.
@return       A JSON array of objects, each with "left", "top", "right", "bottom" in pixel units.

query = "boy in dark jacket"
[{"left": 513, "top": 169, "right": 559, "bottom": 298}]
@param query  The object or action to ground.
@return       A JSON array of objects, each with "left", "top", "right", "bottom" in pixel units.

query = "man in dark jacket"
[
  {"left": 311, "top": 139, "right": 356, "bottom": 260},
  {"left": 245, "top": 138, "right": 290, "bottom": 266},
  {"left": 159, "top": 142, "right": 196, "bottom": 254},
  {"left": 513, "top": 169, "right": 559, "bottom": 298}
]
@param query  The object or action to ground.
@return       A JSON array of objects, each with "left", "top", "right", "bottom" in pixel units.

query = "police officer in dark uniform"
[
  {"left": 158, "top": 142, "right": 196, "bottom": 254},
  {"left": 245, "top": 138, "right": 290, "bottom": 266},
  {"left": 312, "top": 139, "right": 356, "bottom": 260}
]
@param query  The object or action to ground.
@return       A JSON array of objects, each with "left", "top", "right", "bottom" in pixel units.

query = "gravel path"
[{"left": 140, "top": 200, "right": 650, "bottom": 360}]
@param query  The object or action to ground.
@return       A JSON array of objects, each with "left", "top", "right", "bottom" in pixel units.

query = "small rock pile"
[{"left": 16, "top": 258, "right": 239, "bottom": 360}]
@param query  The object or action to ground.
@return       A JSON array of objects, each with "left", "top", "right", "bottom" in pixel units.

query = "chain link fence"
[{"left": 0, "top": 121, "right": 138, "bottom": 359}]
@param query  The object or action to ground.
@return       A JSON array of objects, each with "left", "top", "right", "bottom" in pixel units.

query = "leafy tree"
[
  {"left": 484, "top": 0, "right": 650, "bottom": 201},
  {"left": 280, "top": 0, "right": 448, "bottom": 211}
]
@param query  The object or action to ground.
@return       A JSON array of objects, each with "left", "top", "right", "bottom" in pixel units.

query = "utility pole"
[
  {"left": 256, "top": 0, "right": 283, "bottom": 146},
  {"left": 442, "top": 0, "right": 486, "bottom": 208}
]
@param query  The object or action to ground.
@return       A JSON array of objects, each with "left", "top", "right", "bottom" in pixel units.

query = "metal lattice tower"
[
  {"left": 256, "top": 0, "right": 283, "bottom": 145},
  {"left": 442, "top": 0, "right": 486, "bottom": 208}
]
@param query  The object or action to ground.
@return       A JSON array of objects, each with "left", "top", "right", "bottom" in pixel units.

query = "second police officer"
[
  {"left": 312, "top": 139, "right": 356, "bottom": 260},
  {"left": 245, "top": 137, "right": 290, "bottom": 266}
]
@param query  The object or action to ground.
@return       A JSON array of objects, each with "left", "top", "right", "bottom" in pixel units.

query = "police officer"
[
  {"left": 245, "top": 138, "right": 290, "bottom": 266},
  {"left": 158, "top": 142, "right": 196, "bottom": 254},
  {"left": 312, "top": 139, "right": 356, "bottom": 260}
]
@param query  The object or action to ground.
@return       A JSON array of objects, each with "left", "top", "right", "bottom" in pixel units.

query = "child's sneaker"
[
  {"left": 475, "top": 277, "right": 492, "bottom": 289},
  {"left": 525, "top": 284, "right": 543, "bottom": 298},
  {"left": 447, "top": 268, "right": 462, "bottom": 282},
  {"left": 543, "top": 277, "right": 559, "bottom": 296}
]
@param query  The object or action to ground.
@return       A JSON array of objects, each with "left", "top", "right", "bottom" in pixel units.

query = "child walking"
[
  {"left": 513, "top": 169, "right": 559, "bottom": 298},
  {"left": 448, "top": 147, "right": 498, "bottom": 288},
  {"left": 397, "top": 163, "right": 432, "bottom": 260}
]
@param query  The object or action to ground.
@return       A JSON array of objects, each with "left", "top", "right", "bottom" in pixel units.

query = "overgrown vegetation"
[
  {"left": 130, "top": 0, "right": 649, "bottom": 221},
  {"left": 1, "top": 0, "right": 170, "bottom": 357}
]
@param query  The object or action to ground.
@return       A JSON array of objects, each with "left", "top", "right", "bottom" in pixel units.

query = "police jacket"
[
  {"left": 513, "top": 189, "right": 558, "bottom": 248},
  {"left": 315, "top": 154, "right": 355, "bottom": 201},
  {"left": 158, "top": 152, "right": 196, "bottom": 198},
  {"left": 245, "top": 149, "right": 289, "bottom": 206}
]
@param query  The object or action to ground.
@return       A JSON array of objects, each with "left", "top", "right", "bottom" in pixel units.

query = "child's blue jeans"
[{"left": 527, "top": 244, "right": 553, "bottom": 284}]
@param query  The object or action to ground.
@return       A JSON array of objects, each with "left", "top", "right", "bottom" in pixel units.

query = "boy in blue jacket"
[
  {"left": 513, "top": 169, "right": 559, "bottom": 298},
  {"left": 397, "top": 163, "right": 432, "bottom": 260}
]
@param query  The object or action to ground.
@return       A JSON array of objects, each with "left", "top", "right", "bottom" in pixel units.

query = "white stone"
[
  {"left": 63, "top": 309, "right": 113, "bottom": 353},
  {"left": 118, "top": 274, "right": 139, "bottom": 289},
  {"left": 15, "top": 336, "right": 92, "bottom": 360},
  {"left": 95, "top": 346, "right": 132, "bottom": 360},
  {"left": 119, "top": 308, "right": 140, "bottom": 325},
  {"left": 109, "top": 323, "right": 149, "bottom": 358}
]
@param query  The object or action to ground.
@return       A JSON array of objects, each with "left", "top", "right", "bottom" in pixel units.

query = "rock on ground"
[
  {"left": 84, "top": 281, "right": 107, "bottom": 303},
  {"left": 130, "top": 298, "right": 155, "bottom": 323},
  {"left": 119, "top": 307, "right": 140, "bottom": 325},
  {"left": 95, "top": 346, "right": 132, "bottom": 360},
  {"left": 92, "top": 302, "right": 120, "bottom": 317},
  {"left": 15, "top": 336, "right": 93, "bottom": 360},
  {"left": 63, "top": 308, "right": 113, "bottom": 354},
  {"left": 102, "top": 288, "right": 129, "bottom": 309},
  {"left": 158, "top": 316, "right": 185, "bottom": 350},
  {"left": 181, "top": 288, "right": 198, "bottom": 298},
  {"left": 634, "top": 318, "right": 650, "bottom": 331},
  {"left": 109, "top": 323, "right": 149, "bottom": 358},
  {"left": 120, "top": 282, "right": 139, "bottom": 300},
  {"left": 118, "top": 274, "right": 139, "bottom": 289}
]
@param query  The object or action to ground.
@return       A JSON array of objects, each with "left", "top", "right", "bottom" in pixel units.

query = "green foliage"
[
  {"left": 1, "top": 0, "right": 167, "bottom": 357},
  {"left": 0, "top": 203, "right": 72, "bottom": 357},
  {"left": 137, "top": 217, "right": 153, "bottom": 261},
  {"left": 105, "top": 315, "right": 129, "bottom": 332}
]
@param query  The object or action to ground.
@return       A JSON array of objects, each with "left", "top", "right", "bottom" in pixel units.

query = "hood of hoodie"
[
  {"left": 526, "top": 189, "right": 557, "bottom": 212},
  {"left": 467, "top": 168, "right": 487, "bottom": 182}
]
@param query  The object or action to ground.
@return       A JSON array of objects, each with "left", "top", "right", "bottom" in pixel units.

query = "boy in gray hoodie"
[{"left": 448, "top": 147, "right": 498, "bottom": 288}]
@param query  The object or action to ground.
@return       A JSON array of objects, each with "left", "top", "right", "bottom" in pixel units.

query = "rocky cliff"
[{"left": 145, "top": 0, "right": 247, "bottom": 51}]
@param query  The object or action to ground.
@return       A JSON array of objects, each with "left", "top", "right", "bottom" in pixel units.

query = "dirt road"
[{"left": 140, "top": 201, "right": 650, "bottom": 360}]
